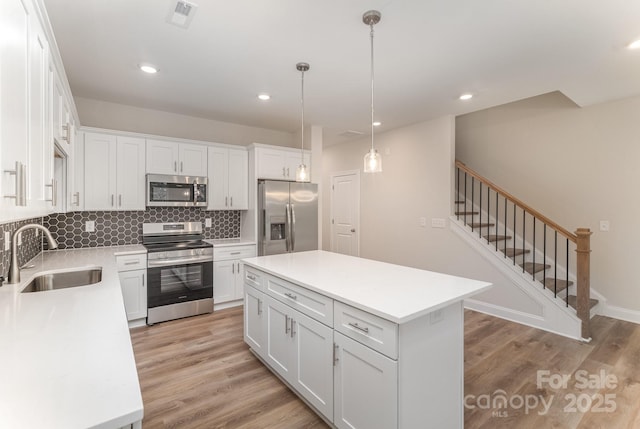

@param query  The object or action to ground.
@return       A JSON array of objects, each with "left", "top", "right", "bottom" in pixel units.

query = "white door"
[
  {"left": 84, "top": 133, "right": 117, "bottom": 210},
  {"left": 334, "top": 332, "right": 398, "bottom": 429},
  {"left": 146, "top": 139, "right": 179, "bottom": 175},
  {"left": 119, "top": 270, "right": 147, "bottom": 321},
  {"left": 294, "top": 310, "right": 334, "bottom": 421},
  {"left": 179, "top": 143, "right": 207, "bottom": 176},
  {"left": 331, "top": 171, "right": 360, "bottom": 256},
  {"left": 207, "top": 147, "right": 228, "bottom": 209},
  {"left": 244, "top": 285, "right": 267, "bottom": 358},
  {"left": 227, "top": 148, "right": 248, "bottom": 209},
  {"left": 265, "top": 296, "right": 296, "bottom": 384},
  {"left": 116, "top": 136, "right": 145, "bottom": 210},
  {"left": 213, "top": 260, "right": 236, "bottom": 303}
]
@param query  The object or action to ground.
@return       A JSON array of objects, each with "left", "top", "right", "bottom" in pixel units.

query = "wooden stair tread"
[
  {"left": 469, "top": 222, "right": 495, "bottom": 228},
  {"left": 502, "top": 248, "right": 530, "bottom": 257},
  {"left": 520, "top": 262, "right": 550, "bottom": 274},
  {"left": 484, "top": 234, "right": 511, "bottom": 242},
  {"left": 455, "top": 211, "right": 478, "bottom": 215},
  {"left": 567, "top": 295, "right": 599, "bottom": 310},
  {"left": 543, "top": 278, "right": 573, "bottom": 292},
  {"left": 455, "top": 200, "right": 465, "bottom": 204}
]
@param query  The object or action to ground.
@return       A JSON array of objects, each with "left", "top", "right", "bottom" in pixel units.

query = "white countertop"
[
  {"left": 0, "top": 245, "right": 146, "bottom": 429},
  {"left": 206, "top": 238, "right": 256, "bottom": 247},
  {"left": 242, "top": 250, "right": 492, "bottom": 324}
]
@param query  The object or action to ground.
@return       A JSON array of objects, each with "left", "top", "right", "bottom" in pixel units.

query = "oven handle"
[{"left": 147, "top": 255, "right": 213, "bottom": 267}]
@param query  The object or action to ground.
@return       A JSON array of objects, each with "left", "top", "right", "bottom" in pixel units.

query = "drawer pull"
[
  {"left": 257, "top": 299, "right": 262, "bottom": 315},
  {"left": 290, "top": 319, "right": 296, "bottom": 338},
  {"left": 284, "top": 292, "right": 297, "bottom": 300},
  {"left": 285, "top": 315, "right": 290, "bottom": 333},
  {"left": 247, "top": 274, "right": 256, "bottom": 281},
  {"left": 230, "top": 251, "right": 241, "bottom": 255},
  {"left": 348, "top": 322, "right": 370, "bottom": 334},
  {"left": 124, "top": 261, "right": 139, "bottom": 265}
]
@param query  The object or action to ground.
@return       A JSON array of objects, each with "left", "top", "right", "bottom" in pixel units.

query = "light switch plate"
[
  {"left": 419, "top": 217, "right": 426, "bottom": 227},
  {"left": 205, "top": 218, "right": 212, "bottom": 228},
  {"left": 431, "top": 218, "right": 447, "bottom": 228},
  {"left": 599, "top": 220, "right": 610, "bottom": 232},
  {"left": 4, "top": 232, "right": 9, "bottom": 251},
  {"left": 85, "top": 221, "right": 95, "bottom": 232}
]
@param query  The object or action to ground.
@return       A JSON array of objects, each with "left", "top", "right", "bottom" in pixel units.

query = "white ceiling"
[{"left": 43, "top": 0, "right": 640, "bottom": 145}]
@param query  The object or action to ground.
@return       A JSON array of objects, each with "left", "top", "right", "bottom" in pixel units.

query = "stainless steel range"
[{"left": 143, "top": 222, "right": 213, "bottom": 325}]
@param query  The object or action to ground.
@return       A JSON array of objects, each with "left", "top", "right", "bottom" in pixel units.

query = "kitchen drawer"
[
  {"left": 244, "top": 266, "right": 263, "bottom": 290},
  {"left": 265, "top": 274, "right": 333, "bottom": 327},
  {"left": 213, "top": 244, "right": 256, "bottom": 261},
  {"left": 334, "top": 301, "right": 398, "bottom": 360},
  {"left": 116, "top": 253, "right": 147, "bottom": 272}
]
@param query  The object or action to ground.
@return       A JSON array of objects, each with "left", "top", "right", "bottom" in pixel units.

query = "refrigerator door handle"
[
  {"left": 290, "top": 204, "right": 296, "bottom": 252},
  {"left": 285, "top": 203, "right": 291, "bottom": 252}
]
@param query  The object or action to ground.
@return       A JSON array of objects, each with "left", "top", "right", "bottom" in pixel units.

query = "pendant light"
[
  {"left": 363, "top": 10, "right": 382, "bottom": 173},
  {"left": 295, "top": 62, "right": 310, "bottom": 182}
]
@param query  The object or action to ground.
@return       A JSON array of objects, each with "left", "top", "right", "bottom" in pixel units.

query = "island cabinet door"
[
  {"left": 334, "top": 332, "right": 398, "bottom": 429},
  {"left": 265, "top": 296, "right": 296, "bottom": 384},
  {"left": 244, "top": 285, "right": 267, "bottom": 359},
  {"left": 293, "top": 309, "right": 334, "bottom": 421}
]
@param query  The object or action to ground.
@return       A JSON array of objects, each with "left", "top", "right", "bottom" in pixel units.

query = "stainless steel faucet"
[{"left": 8, "top": 224, "right": 58, "bottom": 284}]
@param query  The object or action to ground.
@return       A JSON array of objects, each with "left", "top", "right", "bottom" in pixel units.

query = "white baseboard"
[
  {"left": 601, "top": 304, "right": 640, "bottom": 325},
  {"left": 128, "top": 318, "right": 147, "bottom": 329},
  {"left": 214, "top": 300, "right": 243, "bottom": 312}
]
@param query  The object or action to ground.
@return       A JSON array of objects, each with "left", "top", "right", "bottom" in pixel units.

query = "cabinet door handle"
[
  {"left": 232, "top": 263, "right": 235, "bottom": 274},
  {"left": 237, "top": 262, "right": 240, "bottom": 272},
  {"left": 284, "top": 292, "right": 297, "bottom": 300},
  {"left": 333, "top": 343, "right": 339, "bottom": 366},
  {"left": 111, "top": 194, "right": 114, "bottom": 207},
  {"left": 348, "top": 322, "right": 370, "bottom": 334},
  {"left": 282, "top": 167, "right": 286, "bottom": 177},
  {"left": 257, "top": 299, "right": 262, "bottom": 315},
  {"left": 174, "top": 161, "right": 177, "bottom": 172},
  {"left": 119, "top": 194, "right": 122, "bottom": 207},
  {"left": 180, "top": 161, "right": 183, "bottom": 172},
  {"left": 142, "top": 274, "right": 145, "bottom": 287},
  {"left": 285, "top": 315, "right": 290, "bottom": 334},
  {"left": 287, "top": 167, "right": 290, "bottom": 177},
  {"left": 230, "top": 196, "right": 233, "bottom": 207},
  {"left": 225, "top": 196, "right": 228, "bottom": 207},
  {"left": 290, "top": 319, "right": 296, "bottom": 338}
]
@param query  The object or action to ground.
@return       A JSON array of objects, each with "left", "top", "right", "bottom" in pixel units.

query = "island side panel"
[{"left": 398, "top": 301, "right": 463, "bottom": 429}]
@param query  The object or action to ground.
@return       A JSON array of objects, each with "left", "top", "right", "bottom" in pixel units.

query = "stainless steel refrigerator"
[{"left": 258, "top": 180, "right": 318, "bottom": 256}]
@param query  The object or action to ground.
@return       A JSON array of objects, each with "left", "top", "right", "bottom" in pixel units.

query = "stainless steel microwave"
[{"left": 146, "top": 174, "right": 208, "bottom": 207}]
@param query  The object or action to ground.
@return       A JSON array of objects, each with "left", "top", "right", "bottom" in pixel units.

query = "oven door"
[{"left": 147, "top": 259, "right": 213, "bottom": 308}]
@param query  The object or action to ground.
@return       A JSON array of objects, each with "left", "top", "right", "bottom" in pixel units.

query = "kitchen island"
[
  {"left": 0, "top": 246, "right": 145, "bottom": 429},
  {"left": 242, "top": 250, "right": 492, "bottom": 429}
]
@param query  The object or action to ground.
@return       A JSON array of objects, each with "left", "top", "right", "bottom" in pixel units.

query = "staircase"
[{"left": 453, "top": 161, "right": 597, "bottom": 340}]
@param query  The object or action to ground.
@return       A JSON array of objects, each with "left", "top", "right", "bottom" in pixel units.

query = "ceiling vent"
[
  {"left": 166, "top": 0, "right": 198, "bottom": 29},
  {"left": 339, "top": 130, "right": 365, "bottom": 138}
]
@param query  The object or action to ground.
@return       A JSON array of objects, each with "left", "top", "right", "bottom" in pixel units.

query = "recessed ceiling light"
[
  {"left": 459, "top": 93, "right": 473, "bottom": 101},
  {"left": 258, "top": 94, "right": 271, "bottom": 101},
  {"left": 139, "top": 64, "right": 158, "bottom": 74},
  {"left": 628, "top": 39, "right": 640, "bottom": 50},
  {"left": 372, "top": 121, "right": 382, "bottom": 127}
]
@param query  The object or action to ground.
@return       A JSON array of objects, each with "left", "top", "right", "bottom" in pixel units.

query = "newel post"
[{"left": 575, "top": 228, "right": 592, "bottom": 340}]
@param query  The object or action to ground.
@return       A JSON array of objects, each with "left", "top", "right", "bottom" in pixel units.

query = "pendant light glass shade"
[
  {"left": 295, "top": 62, "right": 310, "bottom": 182},
  {"left": 364, "top": 148, "right": 382, "bottom": 173},
  {"left": 363, "top": 10, "right": 382, "bottom": 174}
]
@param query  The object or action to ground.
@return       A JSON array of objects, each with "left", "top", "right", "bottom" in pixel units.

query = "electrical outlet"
[
  {"left": 205, "top": 218, "right": 212, "bottom": 228},
  {"left": 599, "top": 220, "right": 610, "bottom": 232},
  {"left": 4, "top": 232, "right": 9, "bottom": 251},
  {"left": 85, "top": 221, "right": 95, "bottom": 232},
  {"left": 419, "top": 217, "right": 427, "bottom": 227},
  {"left": 431, "top": 218, "right": 447, "bottom": 228}
]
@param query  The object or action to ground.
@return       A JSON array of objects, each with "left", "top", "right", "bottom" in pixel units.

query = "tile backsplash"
[
  {"left": 0, "top": 218, "right": 44, "bottom": 281},
  {"left": 43, "top": 208, "right": 241, "bottom": 249}
]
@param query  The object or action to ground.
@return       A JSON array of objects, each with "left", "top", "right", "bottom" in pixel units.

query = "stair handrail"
[
  {"left": 455, "top": 161, "right": 577, "bottom": 242},
  {"left": 455, "top": 160, "right": 592, "bottom": 339}
]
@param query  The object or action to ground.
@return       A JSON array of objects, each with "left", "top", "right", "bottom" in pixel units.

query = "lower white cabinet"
[
  {"left": 265, "top": 295, "right": 334, "bottom": 421},
  {"left": 213, "top": 244, "right": 256, "bottom": 305},
  {"left": 116, "top": 253, "right": 147, "bottom": 322},
  {"left": 244, "top": 284, "right": 267, "bottom": 358},
  {"left": 334, "top": 332, "right": 398, "bottom": 429}
]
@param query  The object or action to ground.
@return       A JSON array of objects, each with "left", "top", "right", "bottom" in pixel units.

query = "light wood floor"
[{"left": 130, "top": 307, "right": 640, "bottom": 428}]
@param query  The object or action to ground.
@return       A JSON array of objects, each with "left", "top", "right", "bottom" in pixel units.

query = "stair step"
[
  {"left": 543, "top": 278, "right": 573, "bottom": 292},
  {"left": 469, "top": 222, "right": 495, "bottom": 228},
  {"left": 455, "top": 211, "right": 478, "bottom": 215},
  {"left": 502, "top": 248, "right": 530, "bottom": 257},
  {"left": 520, "top": 262, "right": 550, "bottom": 275},
  {"left": 484, "top": 234, "right": 511, "bottom": 242},
  {"left": 567, "top": 295, "right": 599, "bottom": 310},
  {"left": 455, "top": 200, "right": 465, "bottom": 204}
]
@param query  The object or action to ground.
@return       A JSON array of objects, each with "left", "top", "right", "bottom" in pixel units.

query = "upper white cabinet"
[
  {"left": 84, "top": 133, "right": 145, "bottom": 210},
  {"left": 256, "top": 147, "right": 310, "bottom": 181},
  {"left": 207, "top": 147, "right": 248, "bottom": 210},
  {"left": 146, "top": 140, "right": 207, "bottom": 176}
]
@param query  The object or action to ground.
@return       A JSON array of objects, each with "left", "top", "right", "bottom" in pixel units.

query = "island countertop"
[
  {"left": 0, "top": 246, "right": 145, "bottom": 429},
  {"left": 242, "top": 250, "right": 492, "bottom": 324}
]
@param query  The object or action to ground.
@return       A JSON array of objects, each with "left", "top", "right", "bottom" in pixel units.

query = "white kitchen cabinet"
[
  {"left": 84, "top": 133, "right": 145, "bottom": 210},
  {"left": 116, "top": 253, "right": 148, "bottom": 322},
  {"left": 69, "top": 130, "right": 84, "bottom": 210},
  {"left": 213, "top": 244, "right": 256, "bottom": 305},
  {"left": 264, "top": 294, "right": 334, "bottom": 420},
  {"left": 244, "top": 284, "right": 267, "bottom": 359},
  {"left": 146, "top": 139, "right": 207, "bottom": 176},
  {"left": 207, "top": 147, "right": 248, "bottom": 210},
  {"left": 334, "top": 331, "right": 398, "bottom": 429},
  {"left": 256, "top": 147, "right": 310, "bottom": 181}
]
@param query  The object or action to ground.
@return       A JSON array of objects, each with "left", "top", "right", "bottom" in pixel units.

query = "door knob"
[{"left": 350, "top": 228, "right": 356, "bottom": 233}]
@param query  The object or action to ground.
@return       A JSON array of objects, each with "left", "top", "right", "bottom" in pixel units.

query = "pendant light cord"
[
  {"left": 370, "top": 23, "right": 375, "bottom": 152},
  {"left": 301, "top": 68, "right": 305, "bottom": 161}
]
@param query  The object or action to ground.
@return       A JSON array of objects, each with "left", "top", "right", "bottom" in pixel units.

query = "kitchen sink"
[{"left": 21, "top": 268, "right": 103, "bottom": 293}]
